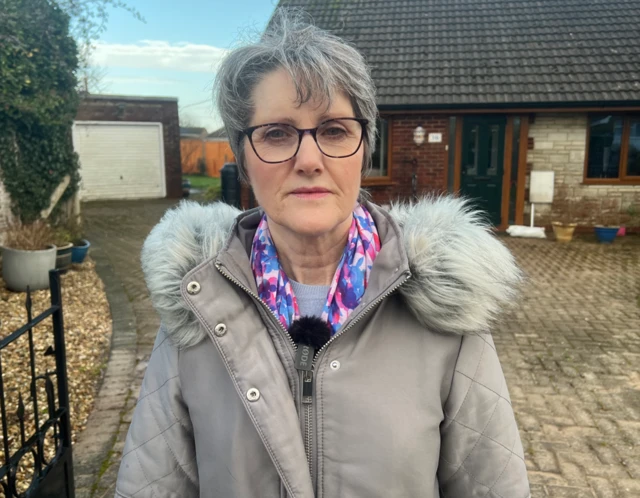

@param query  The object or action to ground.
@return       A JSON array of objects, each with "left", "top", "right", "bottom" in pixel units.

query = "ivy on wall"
[{"left": 0, "top": 0, "right": 81, "bottom": 223}]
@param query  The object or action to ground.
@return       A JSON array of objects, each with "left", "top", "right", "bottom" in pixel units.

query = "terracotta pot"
[{"left": 552, "top": 222, "right": 577, "bottom": 243}]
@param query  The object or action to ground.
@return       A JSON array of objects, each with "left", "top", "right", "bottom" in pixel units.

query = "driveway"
[{"left": 75, "top": 199, "right": 640, "bottom": 498}]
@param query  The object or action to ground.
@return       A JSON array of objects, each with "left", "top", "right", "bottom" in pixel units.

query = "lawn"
[{"left": 183, "top": 175, "right": 220, "bottom": 189}]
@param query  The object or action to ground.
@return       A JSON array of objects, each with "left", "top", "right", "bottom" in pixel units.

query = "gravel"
[{"left": 0, "top": 259, "right": 111, "bottom": 487}]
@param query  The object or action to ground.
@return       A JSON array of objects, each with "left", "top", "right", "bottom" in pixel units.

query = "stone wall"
[
  {"left": 76, "top": 95, "right": 182, "bottom": 198},
  {"left": 527, "top": 113, "right": 640, "bottom": 225}
]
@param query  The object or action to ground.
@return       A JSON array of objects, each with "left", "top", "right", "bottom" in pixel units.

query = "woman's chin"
[
  {"left": 281, "top": 208, "right": 348, "bottom": 238},
  {"left": 287, "top": 218, "right": 339, "bottom": 238}
]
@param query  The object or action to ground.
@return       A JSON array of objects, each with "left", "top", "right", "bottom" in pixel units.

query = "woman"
[{"left": 115, "top": 10, "right": 530, "bottom": 498}]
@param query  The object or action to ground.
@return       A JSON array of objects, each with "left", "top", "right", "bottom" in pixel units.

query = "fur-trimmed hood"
[{"left": 141, "top": 196, "right": 522, "bottom": 348}]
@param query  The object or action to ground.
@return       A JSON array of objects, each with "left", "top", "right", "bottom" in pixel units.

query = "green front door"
[{"left": 460, "top": 116, "right": 506, "bottom": 226}]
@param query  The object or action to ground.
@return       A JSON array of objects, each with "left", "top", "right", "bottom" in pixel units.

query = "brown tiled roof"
[{"left": 276, "top": 0, "right": 640, "bottom": 108}]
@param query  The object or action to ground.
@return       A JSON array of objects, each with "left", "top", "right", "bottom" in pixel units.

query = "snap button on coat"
[
  {"left": 247, "top": 388, "right": 260, "bottom": 401},
  {"left": 214, "top": 323, "right": 227, "bottom": 336},
  {"left": 186, "top": 281, "right": 201, "bottom": 295},
  {"left": 330, "top": 360, "right": 341, "bottom": 370}
]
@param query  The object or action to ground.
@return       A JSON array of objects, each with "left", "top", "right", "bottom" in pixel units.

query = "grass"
[{"left": 183, "top": 175, "right": 220, "bottom": 189}]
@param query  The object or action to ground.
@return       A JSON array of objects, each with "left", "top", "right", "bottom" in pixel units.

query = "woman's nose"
[{"left": 294, "top": 132, "right": 325, "bottom": 174}]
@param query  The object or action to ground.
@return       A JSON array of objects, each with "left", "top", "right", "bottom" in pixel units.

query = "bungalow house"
[{"left": 271, "top": 0, "right": 640, "bottom": 228}]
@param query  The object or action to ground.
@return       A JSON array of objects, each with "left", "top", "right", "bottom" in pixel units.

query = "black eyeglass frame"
[{"left": 240, "top": 117, "right": 369, "bottom": 164}]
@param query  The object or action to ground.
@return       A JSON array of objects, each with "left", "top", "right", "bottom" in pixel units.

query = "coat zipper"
[
  {"left": 215, "top": 261, "right": 411, "bottom": 494},
  {"left": 304, "top": 269, "right": 411, "bottom": 491}
]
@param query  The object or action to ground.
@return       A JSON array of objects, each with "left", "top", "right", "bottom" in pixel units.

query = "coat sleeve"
[
  {"left": 115, "top": 326, "right": 199, "bottom": 498},
  {"left": 438, "top": 333, "right": 530, "bottom": 498}
]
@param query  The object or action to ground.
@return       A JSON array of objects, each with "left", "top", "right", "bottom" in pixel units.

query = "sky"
[{"left": 91, "top": 0, "right": 278, "bottom": 132}]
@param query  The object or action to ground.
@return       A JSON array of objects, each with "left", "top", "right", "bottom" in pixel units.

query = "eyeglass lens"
[{"left": 250, "top": 118, "right": 363, "bottom": 162}]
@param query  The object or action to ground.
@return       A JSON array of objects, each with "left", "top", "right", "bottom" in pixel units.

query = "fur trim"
[
  {"left": 389, "top": 196, "right": 522, "bottom": 336},
  {"left": 141, "top": 197, "right": 522, "bottom": 348},
  {"left": 141, "top": 201, "right": 241, "bottom": 349}
]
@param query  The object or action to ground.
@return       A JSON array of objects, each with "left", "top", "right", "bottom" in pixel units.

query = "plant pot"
[
  {"left": 1, "top": 245, "right": 57, "bottom": 292},
  {"left": 617, "top": 225, "right": 626, "bottom": 236},
  {"left": 552, "top": 222, "right": 577, "bottom": 243},
  {"left": 71, "top": 239, "right": 91, "bottom": 263},
  {"left": 595, "top": 226, "right": 619, "bottom": 244},
  {"left": 56, "top": 242, "right": 74, "bottom": 272}
]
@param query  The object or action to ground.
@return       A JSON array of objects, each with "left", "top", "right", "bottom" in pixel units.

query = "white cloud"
[
  {"left": 92, "top": 41, "right": 229, "bottom": 73},
  {"left": 107, "top": 76, "right": 182, "bottom": 85}
]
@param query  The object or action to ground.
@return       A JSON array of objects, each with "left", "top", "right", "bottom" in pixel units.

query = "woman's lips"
[{"left": 290, "top": 188, "right": 331, "bottom": 199}]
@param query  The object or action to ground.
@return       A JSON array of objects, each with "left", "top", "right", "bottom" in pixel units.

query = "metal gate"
[{"left": 0, "top": 270, "right": 75, "bottom": 497}]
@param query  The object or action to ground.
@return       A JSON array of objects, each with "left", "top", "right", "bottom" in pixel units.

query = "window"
[
  {"left": 369, "top": 118, "right": 389, "bottom": 178},
  {"left": 586, "top": 115, "right": 640, "bottom": 182},
  {"left": 627, "top": 119, "right": 640, "bottom": 176}
]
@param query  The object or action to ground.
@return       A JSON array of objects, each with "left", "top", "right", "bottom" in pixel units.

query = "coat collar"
[{"left": 141, "top": 196, "right": 522, "bottom": 349}]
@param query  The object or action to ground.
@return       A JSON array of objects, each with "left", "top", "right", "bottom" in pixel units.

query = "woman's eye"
[
  {"left": 322, "top": 126, "right": 347, "bottom": 137},
  {"left": 265, "top": 128, "right": 289, "bottom": 139}
]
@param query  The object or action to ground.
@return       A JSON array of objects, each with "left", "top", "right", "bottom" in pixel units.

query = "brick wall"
[
  {"left": 528, "top": 113, "right": 640, "bottom": 225},
  {"left": 76, "top": 96, "right": 182, "bottom": 198},
  {"left": 366, "top": 115, "right": 449, "bottom": 204}
]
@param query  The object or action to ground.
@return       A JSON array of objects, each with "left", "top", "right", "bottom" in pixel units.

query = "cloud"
[
  {"left": 91, "top": 41, "right": 229, "bottom": 73},
  {"left": 106, "top": 76, "right": 183, "bottom": 85}
]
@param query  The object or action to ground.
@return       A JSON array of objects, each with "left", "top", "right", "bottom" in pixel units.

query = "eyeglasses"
[{"left": 241, "top": 117, "right": 368, "bottom": 164}]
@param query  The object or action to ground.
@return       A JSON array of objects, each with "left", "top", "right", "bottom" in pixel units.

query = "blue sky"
[{"left": 93, "top": 0, "right": 278, "bottom": 131}]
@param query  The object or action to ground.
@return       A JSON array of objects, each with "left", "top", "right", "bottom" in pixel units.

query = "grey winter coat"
[{"left": 115, "top": 197, "right": 531, "bottom": 498}]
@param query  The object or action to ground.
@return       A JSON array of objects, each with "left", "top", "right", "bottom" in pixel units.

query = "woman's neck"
[{"left": 267, "top": 217, "right": 352, "bottom": 286}]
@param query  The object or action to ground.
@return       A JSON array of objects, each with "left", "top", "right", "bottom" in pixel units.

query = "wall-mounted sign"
[{"left": 428, "top": 133, "right": 442, "bottom": 143}]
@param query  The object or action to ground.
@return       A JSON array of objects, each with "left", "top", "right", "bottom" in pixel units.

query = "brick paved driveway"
[
  {"left": 498, "top": 235, "right": 640, "bottom": 498},
  {"left": 76, "top": 199, "right": 640, "bottom": 498}
]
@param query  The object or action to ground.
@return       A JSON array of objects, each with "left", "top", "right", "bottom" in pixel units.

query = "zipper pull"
[
  {"left": 295, "top": 344, "right": 314, "bottom": 371},
  {"left": 302, "top": 370, "right": 313, "bottom": 404}
]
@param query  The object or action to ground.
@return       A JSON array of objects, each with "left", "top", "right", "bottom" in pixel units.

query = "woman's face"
[{"left": 245, "top": 68, "right": 364, "bottom": 238}]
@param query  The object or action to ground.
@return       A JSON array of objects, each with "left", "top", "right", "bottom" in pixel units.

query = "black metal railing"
[{"left": 0, "top": 270, "right": 75, "bottom": 498}]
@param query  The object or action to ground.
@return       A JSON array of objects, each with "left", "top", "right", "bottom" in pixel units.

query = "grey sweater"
[{"left": 290, "top": 280, "right": 330, "bottom": 318}]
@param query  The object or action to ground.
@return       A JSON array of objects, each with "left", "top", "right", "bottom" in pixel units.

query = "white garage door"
[{"left": 73, "top": 121, "right": 166, "bottom": 200}]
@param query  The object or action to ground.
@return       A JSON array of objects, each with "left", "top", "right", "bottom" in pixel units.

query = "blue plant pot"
[
  {"left": 71, "top": 239, "right": 91, "bottom": 263},
  {"left": 594, "top": 227, "right": 618, "bottom": 244}
]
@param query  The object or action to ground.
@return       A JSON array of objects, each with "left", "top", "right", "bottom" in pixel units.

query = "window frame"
[
  {"left": 362, "top": 117, "right": 393, "bottom": 186},
  {"left": 584, "top": 113, "right": 640, "bottom": 185}
]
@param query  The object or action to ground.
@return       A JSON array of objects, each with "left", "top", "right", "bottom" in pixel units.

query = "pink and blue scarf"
[{"left": 251, "top": 204, "right": 381, "bottom": 335}]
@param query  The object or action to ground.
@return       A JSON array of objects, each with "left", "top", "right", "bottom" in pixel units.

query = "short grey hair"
[{"left": 214, "top": 8, "right": 378, "bottom": 182}]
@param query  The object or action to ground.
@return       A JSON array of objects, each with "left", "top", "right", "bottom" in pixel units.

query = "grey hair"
[{"left": 214, "top": 8, "right": 378, "bottom": 182}]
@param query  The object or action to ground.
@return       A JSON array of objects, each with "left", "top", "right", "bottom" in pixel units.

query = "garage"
[
  {"left": 74, "top": 94, "right": 182, "bottom": 200},
  {"left": 73, "top": 121, "right": 166, "bottom": 201}
]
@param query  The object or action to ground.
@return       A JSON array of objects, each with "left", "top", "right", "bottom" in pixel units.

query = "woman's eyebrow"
[
  {"left": 257, "top": 112, "right": 351, "bottom": 127},
  {"left": 257, "top": 116, "right": 298, "bottom": 126}
]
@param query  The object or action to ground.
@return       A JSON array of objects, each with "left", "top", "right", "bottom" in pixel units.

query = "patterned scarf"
[{"left": 251, "top": 204, "right": 381, "bottom": 335}]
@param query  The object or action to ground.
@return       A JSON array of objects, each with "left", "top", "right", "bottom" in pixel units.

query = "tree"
[
  {"left": 77, "top": 63, "right": 112, "bottom": 94},
  {"left": 0, "top": 0, "right": 81, "bottom": 223}
]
